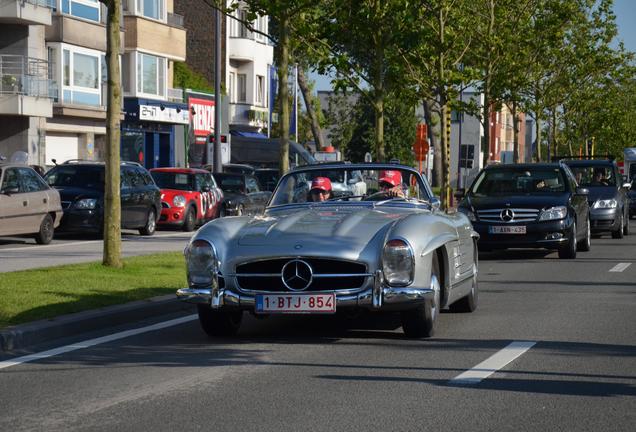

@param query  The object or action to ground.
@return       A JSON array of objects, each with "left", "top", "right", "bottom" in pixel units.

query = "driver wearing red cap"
[
  {"left": 309, "top": 177, "right": 333, "bottom": 202},
  {"left": 378, "top": 170, "right": 406, "bottom": 198}
]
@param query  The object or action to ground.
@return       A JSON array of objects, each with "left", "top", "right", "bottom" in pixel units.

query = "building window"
[
  {"left": 256, "top": 75, "right": 264, "bottom": 105},
  {"left": 52, "top": 44, "right": 103, "bottom": 107},
  {"left": 60, "top": 0, "right": 100, "bottom": 23},
  {"left": 231, "top": 9, "right": 252, "bottom": 38},
  {"left": 137, "top": 52, "right": 166, "bottom": 98},
  {"left": 229, "top": 72, "right": 235, "bottom": 103},
  {"left": 136, "top": 0, "right": 165, "bottom": 21},
  {"left": 237, "top": 74, "right": 246, "bottom": 102},
  {"left": 254, "top": 16, "right": 268, "bottom": 42}
]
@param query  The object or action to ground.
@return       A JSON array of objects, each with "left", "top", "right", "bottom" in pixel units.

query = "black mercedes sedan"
[
  {"left": 560, "top": 158, "right": 631, "bottom": 238},
  {"left": 456, "top": 163, "right": 591, "bottom": 259}
]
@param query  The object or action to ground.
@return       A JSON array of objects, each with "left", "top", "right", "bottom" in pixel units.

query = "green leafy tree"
[{"left": 173, "top": 62, "right": 214, "bottom": 93}]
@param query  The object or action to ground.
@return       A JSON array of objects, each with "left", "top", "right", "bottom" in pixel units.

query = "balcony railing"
[
  {"left": 23, "top": 0, "right": 55, "bottom": 8},
  {"left": 0, "top": 55, "right": 53, "bottom": 98},
  {"left": 167, "top": 87, "right": 183, "bottom": 102},
  {"left": 167, "top": 12, "right": 184, "bottom": 28}
]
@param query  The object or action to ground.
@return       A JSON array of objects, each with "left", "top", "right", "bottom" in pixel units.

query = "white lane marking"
[
  {"left": 0, "top": 314, "right": 198, "bottom": 370},
  {"left": 451, "top": 341, "right": 536, "bottom": 385},
  {"left": 0, "top": 232, "right": 190, "bottom": 252},
  {"left": 609, "top": 263, "right": 631, "bottom": 272}
]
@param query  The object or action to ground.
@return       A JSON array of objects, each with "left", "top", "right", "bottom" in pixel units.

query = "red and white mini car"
[{"left": 150, "top": 168, "right": 224, "bottom": 231}]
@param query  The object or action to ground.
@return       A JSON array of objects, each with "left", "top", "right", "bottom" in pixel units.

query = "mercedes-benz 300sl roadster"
[{"left": 177, "top": 163, "right": 479, "bottom": 338}]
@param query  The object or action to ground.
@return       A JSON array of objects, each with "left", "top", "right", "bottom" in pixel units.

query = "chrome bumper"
[{"left": 176, "top": 271, "right": 433, "bottom": 311}]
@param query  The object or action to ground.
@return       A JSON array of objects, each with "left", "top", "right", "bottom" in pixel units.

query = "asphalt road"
[
  {"left": 0, "top": 230, "right": 193, "bottom": 272},
  {"left": 1, "top": 233, "right": 635, "bottom": 431}
]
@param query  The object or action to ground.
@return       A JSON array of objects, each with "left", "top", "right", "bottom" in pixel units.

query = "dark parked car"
[
  {"left": 255, "top": 168, "right": 279, "bottom": 192},
  {"left": 212, "top": 173, "right": 271, "bottom": 216},
  {"left": 44, "top": 160, "right": 161, "bottom": 235},
  {"left": 560, "top": 157, "right": 631, "bottom": 238},
  {"left": 456, "top": 162, "right": 591, "bottom": 258}
]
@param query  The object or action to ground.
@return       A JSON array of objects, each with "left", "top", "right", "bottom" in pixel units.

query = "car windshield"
[
  {"left": 470, "top": 167, "right": 566, "bottom": 196},
  {"left": 151, "top": 172, "right": 195, "bottom": 191},
  {"left": 567, "top": 164, "right": 616, "bottom": 187},
  {"left": 214, "top": 174, "right": 245, "bottom": 193},
  {"left": 269, "top": 166, "right": 429, "bottom": 206},
  {"left": 44, "top": 166, "right": 105, "bottom": 189}
]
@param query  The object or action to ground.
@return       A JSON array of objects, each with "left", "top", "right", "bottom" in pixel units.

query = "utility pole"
[{"left": 213, "top": 5, "right": 222, "bottom": 173}]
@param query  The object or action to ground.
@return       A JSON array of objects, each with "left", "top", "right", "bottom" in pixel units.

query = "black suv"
[
  {"left": 44, "top": 160, "right": 161, "bottom": 235},
  {"left": 456, "top": 162, "right": 590, "bottom": 259},
  {"left": 560, "top": 157, "right": 631, "bottom": 238}
]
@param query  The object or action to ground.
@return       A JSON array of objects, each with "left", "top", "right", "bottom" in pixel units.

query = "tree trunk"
[
  {"left": 102, "top": 0, "right": 122, "bottom": 268},
  {"left": 372, "top": 31, "right": 385, "bottom": 162},
  {"left": 277, "top": 15, "right": 290, "bottom": 175},
  {"left": 297, "top": 67, "right": 324, "bottom": 151},
  {"left": 535, "top": 114, "right": 542, "bottom": 162}
]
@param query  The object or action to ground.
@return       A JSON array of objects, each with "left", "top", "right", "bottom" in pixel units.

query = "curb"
[{"left": 0, "top": 295, "right": 196, "bottom": 352}]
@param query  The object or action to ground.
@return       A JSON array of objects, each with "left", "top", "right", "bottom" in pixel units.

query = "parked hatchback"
[
  {"left": 150, "top": 168, "right": 224, "bottom": 231},
  {"left": 0, "top": 162, "right": 63, "bottom": 244},
  {"left": 44, "top": 160, "right": 161, "bottom": 236}
]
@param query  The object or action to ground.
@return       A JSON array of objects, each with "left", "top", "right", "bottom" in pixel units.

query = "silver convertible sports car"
[{"left": 177, "top": 163, "right": 479, "bottom": 338}]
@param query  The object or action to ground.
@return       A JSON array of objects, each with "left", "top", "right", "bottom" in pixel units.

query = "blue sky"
[{"left": 312, "top": 0, "right": 636, "bottom": 92}]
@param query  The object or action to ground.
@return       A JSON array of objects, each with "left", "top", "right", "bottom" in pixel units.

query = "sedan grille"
[
  {"left": 234, "top": 258, "right": 370, "bottom": 292},
  {"left": 477, "top": 208, "right": 540, "bottom": 223}
]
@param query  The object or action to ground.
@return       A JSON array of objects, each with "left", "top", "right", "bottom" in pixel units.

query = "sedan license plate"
[
  {"left": 489, "top": 225, "right": 527, "bottom": 234},
  {"left": 255, "top": 294, "right": 336, "bottom": 314}
]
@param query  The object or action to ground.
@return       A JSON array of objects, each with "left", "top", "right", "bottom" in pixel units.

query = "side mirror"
[
  {"left": 622, "top": 182, "right": 631, "bottom": 190},
  {"left": 430, "top": 196, "right": 441, "bottom": 209},
  {"left": 576, "top": 187, "right": 589, "bottom": 196},
  {"left": 454, "top": 188, "right": 466, "bottom": 200}
]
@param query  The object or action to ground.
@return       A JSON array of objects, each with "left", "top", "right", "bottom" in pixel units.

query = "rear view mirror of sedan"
[
  {"left": 576, "top": 187, "right": 590, "bottom": 196},
  {"left": 430, "top": 197, "right": 441, "bottom": 209}
]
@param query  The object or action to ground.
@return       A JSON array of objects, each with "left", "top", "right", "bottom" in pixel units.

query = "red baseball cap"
[
  {"left": 379, "top": 170, "right": 402, "bottom": 187},
  {"left": 311, "top": 177, "right": 332, "bottom": 192}
]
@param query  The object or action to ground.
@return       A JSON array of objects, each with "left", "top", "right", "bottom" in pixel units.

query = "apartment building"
[
  {"left": 489, "top": 104, "right": 526, "bottom": 163},
  {"left": 0, "top": 0, "right": 53, "bottom": 164},
  {"left": 175, "top": 1, "right": 273, "bottom": 135},
  {"left": 1, "top": 0, "right": 187, "bottom": 168}
]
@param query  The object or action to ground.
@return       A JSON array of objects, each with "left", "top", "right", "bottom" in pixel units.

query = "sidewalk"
[{"left": 0, "top": 294, "right": 196, "bottom": 352}]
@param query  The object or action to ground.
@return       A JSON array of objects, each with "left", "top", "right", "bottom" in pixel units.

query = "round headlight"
[
  {"left": 382, "top": 239, "right": 414, "bottom": 286},
  {"left": 173, "top": 195, "right": 186, "bottom": 208},
  {"left": 186, "top": 239, "right": 218, "bottom": 286}
]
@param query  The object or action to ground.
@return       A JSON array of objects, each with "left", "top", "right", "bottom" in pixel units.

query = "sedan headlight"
[
  {"left": 185, "top": 240, "right": 218, "bottom": 286},
  {"left": 172, "top": 195, "right": 186, "bottom": 208},
  {"left": 382, "top": 239, "right": 414, "bottom": 286},
  {"left": 538, "top": 206, "right": 567, "bottom": 221},
  {"left": 592, "top": 199, "right": 618, "bottom": 209},
  {"left": 75, "top": 198, "right": 97, "bottom": 209}
]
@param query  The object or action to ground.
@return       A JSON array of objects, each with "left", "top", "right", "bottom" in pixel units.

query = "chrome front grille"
[
  {"left": 233, "top": 258, "right": 371, "bottom": 292},
  {"left": 477, "top": 208, "right": 540, "bottom": 223}
]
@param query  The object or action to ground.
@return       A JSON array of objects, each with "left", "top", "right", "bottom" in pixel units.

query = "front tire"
[
  {"left": 182, "top": 207, "right": 196, "bottom": 232},
  {"left": 612, "top": 213, "right": 624, "bottom": 239},
  {"left": 139, "top": 208, "right": 156, "bottom": 236},
  {"left": 401, "top": 253, "right": 441, "bottom": 338},
  {"left": 577, "top": 217, "right": 591, "bottom": 252},
  {"left": 35, "top": 214, "right": 54, "bottom": 245},
  {"left": 197, "top": 305, "right": 243, "bottom": 337},
  {"left": 558, "top": 221, "right": 577, "bottom": 259}
]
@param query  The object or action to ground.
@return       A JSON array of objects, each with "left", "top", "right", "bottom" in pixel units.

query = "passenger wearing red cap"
[
  {"left": 309, "top": 177, "right": 332, "bottom": 202},
  {"left": 378, "top": 170, "right": 406, "bottom": 198}
]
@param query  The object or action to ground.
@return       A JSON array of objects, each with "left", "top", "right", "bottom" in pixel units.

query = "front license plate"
[
  {"left": 489, "top": 225, "right": 527, "bottom": 234},
  {"left": 255, "top": 294, "right": 336, "bottom": 314}
]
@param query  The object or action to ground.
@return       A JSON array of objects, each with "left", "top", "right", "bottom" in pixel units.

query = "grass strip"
[{"left": 0, "top": 252, "right": 186, "bottom": 329}]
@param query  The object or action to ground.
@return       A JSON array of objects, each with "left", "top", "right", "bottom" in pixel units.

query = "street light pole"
[{"left": 213, "top": 5, "right": 222, "bottom": 173}]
